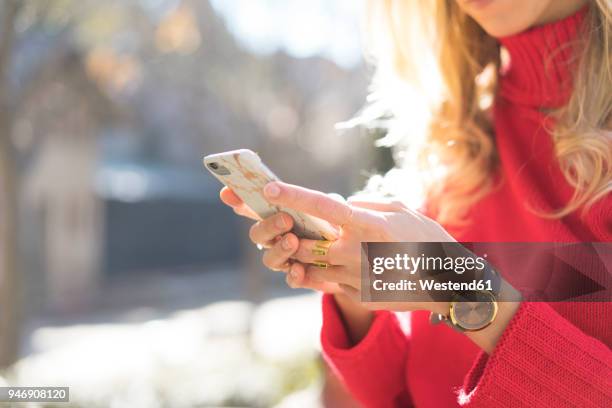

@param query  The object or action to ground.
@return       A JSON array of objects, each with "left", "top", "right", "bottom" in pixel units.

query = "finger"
[
  {"left": 233, "top": 204, "right": 260, "bottom": 220},
  {"left": 220, "top": 186, "right": 243, "bottom": 206},
  {"left": 220, "top": 187, "right": 260, "bottom": 220},
  {"left": 249, "top": 212, "right": 294, "bottom": 245},
  {"left": 347, "top": 197, "right": 407, "bottom": 212},
  {"left": 262, "top": 233, "right": 298, "bottom": 271},
  {"left": 305, "top": 264, "right": 359, "bottom": 288},
  {"left": 263, "top": 182, "right": 378, "bottom": 229},
  {"left": 286, "top": 263, "right": 341, "bottom": 293},
  {"left": 292, "top": 239, "right": 359, "bottom": 266}
]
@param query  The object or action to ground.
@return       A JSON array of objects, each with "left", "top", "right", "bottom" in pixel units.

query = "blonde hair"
[{"left": 359, "top": 0, "right": 611, "bottom": 226}]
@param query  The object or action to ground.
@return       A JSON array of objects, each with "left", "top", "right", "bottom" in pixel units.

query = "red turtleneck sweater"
[{"left": 321, "top": 8, "right": 611, "bottom": 408}]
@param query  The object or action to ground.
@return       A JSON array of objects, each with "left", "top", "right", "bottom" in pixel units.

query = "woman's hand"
[
  {"left": 261, "top": 181, "right": 454, "bottom": 315},
  {"left": 219, "top": 186, "right": 342, "bottom": 294}
]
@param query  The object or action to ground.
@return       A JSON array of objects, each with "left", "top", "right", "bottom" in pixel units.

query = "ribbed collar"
[{"left": 497, "top": 6, "right": 588, "bottom": 108}]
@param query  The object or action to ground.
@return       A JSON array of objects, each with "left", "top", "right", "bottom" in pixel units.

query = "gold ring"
[
  {"left": 313, "top": 260, "right": 329, "bottom": 269},
  {"left": 311, "top": 240, "right": 332, "bottom": 256},
  {"left": 316, "top": 240, "right": 333, "bottom": 248},
  {"left": 312, "top": 247, "right": 327, "bottom": 256}
]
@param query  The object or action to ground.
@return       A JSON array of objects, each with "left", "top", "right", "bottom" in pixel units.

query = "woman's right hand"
[
  {"left": 220, "top": 186, "right": 375, "bottom": 344},
  {"left": 219, "top": 186, "right": 343, "bottom": 294}
]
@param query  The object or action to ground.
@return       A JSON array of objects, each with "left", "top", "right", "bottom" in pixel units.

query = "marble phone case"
[{"left": 204, "top": 149, "right": 337, "bottom": 241}]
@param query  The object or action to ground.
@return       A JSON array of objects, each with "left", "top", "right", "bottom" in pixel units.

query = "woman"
[{"left": 220, "top": 0, "right": 611, "bottom": 407}]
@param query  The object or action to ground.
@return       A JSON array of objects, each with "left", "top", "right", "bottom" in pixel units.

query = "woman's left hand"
[{"left": 262, "top": 181, "right": 455, "bottom": 315}]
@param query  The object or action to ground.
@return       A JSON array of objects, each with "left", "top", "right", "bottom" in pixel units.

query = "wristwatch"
[
  {"left": 430, "top": 261, "right": 502, "bottom": 332},
  {"left": 451, "top": 291, "right": 498, "bottom": 331},
  {"left": 431, "top": 291, "right": 498, "bottom": 332}
]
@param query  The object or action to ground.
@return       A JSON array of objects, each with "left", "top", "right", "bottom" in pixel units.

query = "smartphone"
[{"left": 204, "top": 149, "right": 337, "bottom": 241}]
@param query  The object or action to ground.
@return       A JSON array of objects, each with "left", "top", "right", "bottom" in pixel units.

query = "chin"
[
  {"left": 458, "top": 0, "right": 541, "bottom": 38},
  {"left": 478, "top": 22, "right": 529, "bottom": 37}
]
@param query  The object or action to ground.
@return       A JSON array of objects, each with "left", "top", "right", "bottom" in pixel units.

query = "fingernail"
[
  {"left": 264, "top": 183, "right": 280, "bottom": 198},
  {"left": 281, "top": 235, "right": 292, "bottom": 250},
  {"left": 275, "top": 215, "right": 287, "bottom": 229},
  {"left": 289, "top": 268, "right": 297, "bottom": 280}
]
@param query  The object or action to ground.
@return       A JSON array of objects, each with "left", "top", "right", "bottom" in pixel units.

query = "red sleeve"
[
  {"left": 458, "top": 302, "right": 612, "bottom": 407},
  {"left": 320, "top": 294, "right": 412, "bottom": 408}
]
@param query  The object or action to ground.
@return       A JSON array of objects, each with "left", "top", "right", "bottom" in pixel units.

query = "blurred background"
[{"left": 0, "top": 0, "right": 392, "bottom": 406}]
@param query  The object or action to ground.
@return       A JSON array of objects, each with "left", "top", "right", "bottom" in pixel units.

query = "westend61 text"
[{"left": 372, "top": 279, "right": 493, "bottom": 292}]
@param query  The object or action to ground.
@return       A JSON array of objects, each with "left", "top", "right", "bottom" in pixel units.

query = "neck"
[
  {"left": 497, "top": 6, "right": 588, "bottom": 108},
  {"left": 535, "top": 0, "right": 588, "bottom": 26}
]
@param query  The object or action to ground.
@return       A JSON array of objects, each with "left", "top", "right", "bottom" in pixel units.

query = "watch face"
[{"left": 450, "top": 292, "right": 498, "bottom": 331}]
